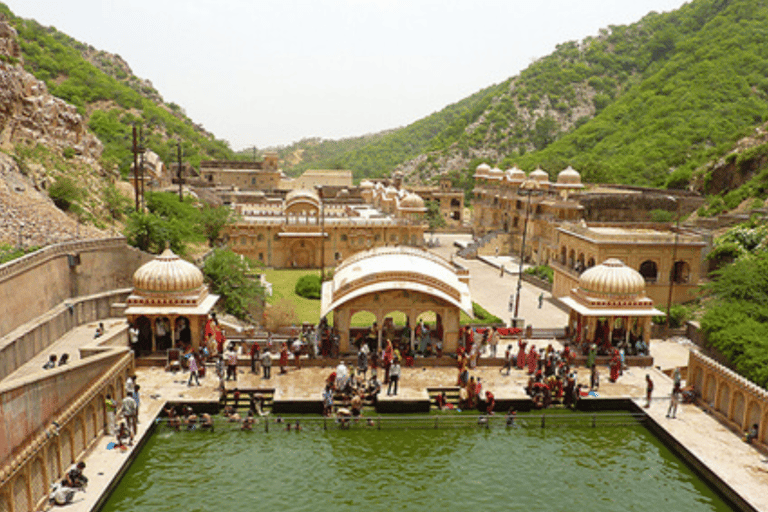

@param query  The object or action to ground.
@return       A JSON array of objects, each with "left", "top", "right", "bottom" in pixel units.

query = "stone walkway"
[{"left": 35, "top": 323, "right": 767, "bottom": 512}]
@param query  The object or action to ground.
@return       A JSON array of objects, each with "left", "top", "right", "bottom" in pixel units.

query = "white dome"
[
  {"left": 399, "top": 192, "right": 426, "bottom": 210},
  {"left": 474, "top": 163, "right": 491, "bottom": 178},
  {"left": 505, "top": 167, "right": 526, "bottom": 183},
  {"left": 133, "top": 248, "right": 204, "bottom": 294},
  {"left": 529, "top": 168, "right": 550, "bottom": 183},
  {"left": 557, "top": 166, "right": 582, "bottom": 185},
  {"left": 578, "top": 259, "right": 646, "bottom": 297}
]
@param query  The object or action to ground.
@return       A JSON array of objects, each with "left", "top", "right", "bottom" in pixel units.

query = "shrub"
[
  {"left": 295, "top": 274, "right": 322, "bottom": 300},
  {"left": 650, "top": 209, "right": 674, "bottom": 222},
  {"left": 48, "top": 175, "right": 84, "bottom": 211},
  {"left": 524, "top": 264, "right": 554, "bottom": 283},
  {"left": 472, "top": 302, "right": 502, "bottom": 324}
]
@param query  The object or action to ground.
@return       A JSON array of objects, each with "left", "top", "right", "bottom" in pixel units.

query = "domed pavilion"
[
  {"left": 559, "top": 258, "right": 663, "bottom": 355},
  {"left": 124, "top": 248, "right": 219, "bottom": 354}
]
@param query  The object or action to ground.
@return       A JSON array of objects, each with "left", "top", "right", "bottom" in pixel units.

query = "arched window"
[
  {"left": 639, "top": 260, "right": 658, "bottom": 282},
  {"left": 671, "top": 261, "right": 690, "bottom": 284}
]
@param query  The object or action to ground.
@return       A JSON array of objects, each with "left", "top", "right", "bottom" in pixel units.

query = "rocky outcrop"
[{"left": 0, "top": 17, "right": 102, "bottom": 161}]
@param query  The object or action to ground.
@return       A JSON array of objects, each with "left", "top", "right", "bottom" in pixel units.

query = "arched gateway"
[{"left": 321, "top": 247, "right": 473, "bottom": 354}]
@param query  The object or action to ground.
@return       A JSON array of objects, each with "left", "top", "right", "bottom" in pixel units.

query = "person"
[
  {"left": 261, "top": 348, "right": 272, "bottom": 379},
  {"left": 128, "top": 322, "right": 139, "bottom": 355},
  {"left": 500, "top": 264, "right": 505, "bottom": 277},
  {"left": 132, "top": 384, "right": 141, "bottom": 418},
  {"left": 164, "top": 405, "right": 181, "bottom": 430},
  {"left": 506, "top": 408, "right": 517, "bottom": 426},
  {"left": 292, "top": 337, "right": 303, "bottom": 369},
  {"left": 64, "top": 462, "right": 88, "bottom": 488},
  {"left": 249, "top": 341, "right": 260, "bottom": 374},
  {"left": 241, "top": 411, "right": 255, "bottom": 431},
  {"left": 49, "top": 481, "right": 81, "bottom": 506},
  {"left": 645, "top": 374, "right": 654, "bottom": 408},
  {"left": 666, "top": 384, "right": 680, "bottom": 419},
  {"left": 526, "top": 345, "right": 537, "bottom": 375},
  {"left": 43, "top": 354, "right": 57, "bottom": 370},
  {"left": 673, "top": 367, "right": 682, "bottom": 391},
  {"left": 609, "top": 350, "right": 620, "bottom": 383},
  {"left": 744, "top": 423, "right": 759, "bottom": 444},
  {"left": 58, "top": 353, "right": 69, "bottom": 366},
  {"left": 105, "top": 394, "right": 117, "bottom": 435},
  {"left": 125, "top": 374, "right": 136, "bottom": 397},
  {"left": 116, "top": 421, "right": 133, "bottom": 447},
  {"left": 357, "top": 345, "right": 369, "bottom": 380},
  {"left": 199, "top": 412, "right": 214, "bottom": 430},
  {"left": 279, "top": 342, "right": 289, "bottom": 374},
  {"left": 323, "top": 384, "right": 334, "bottom": 417},
  {"left": 586, "top": 344, "right": 596, "bottom": 369},
  {"left": 121, "top": 394, "right": 138, "bottom": 436},
  {"left": 187, "top": 352, "right": 201, "bottom": 386},
  {"left": 489, "top": 326, "right": 499, "bottom": 358},
  {"left": 387, "top": 357, "right": 401, "bottom": 396},
  {"left": 418, "top": 320, "right": 429, "bottom": 354},
  {"left": 538, "top": 292, "right": 544, "bottom": 309},
  {"left": 351, "top": 391, "right": 364, "bottom": 417},
  {"left": 94, "top": 322, "right": 104, "bottom": 338},
  {"left": 435, "top": 391, "right": 448, "bottom": 410},
  {"left": 225, "top": 344, "right": 238, "bottom": 381},
  {"left": 501, "top": 344, "right": 513, "bottom": 375},
  {"left": 517, "top": 338, "right": 527, "bottom": 370},
  {"left": 590, "top": 364, "right": 599, "bottom": 391},
  {"left": 485, "top": 391, "right": 496, "bottom": 415}
]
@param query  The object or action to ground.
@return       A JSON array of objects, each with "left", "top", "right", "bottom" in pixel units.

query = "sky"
[{"left": 5, "top": 0, "right": 690, "bottom": 151}]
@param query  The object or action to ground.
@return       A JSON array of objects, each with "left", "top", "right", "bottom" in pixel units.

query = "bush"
[
  {"left": 295, "top": 274, "right": 322, "bottom": 300},
  {"left": 524, "top": 264, "right": 554, "bottom": 283},
  {"left": 48, "top": 176, "right": 84, "bottom": 211},
  {"left": 472, "top": 302, "right": 502, "bottom": 324},
  {"left": 650, "top": 209, "right": 674, "bottom": 222}
]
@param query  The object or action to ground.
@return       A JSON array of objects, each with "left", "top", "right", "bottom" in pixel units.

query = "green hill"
[{"left": 280, "top": 0, "right": 768, "bottom": 196}]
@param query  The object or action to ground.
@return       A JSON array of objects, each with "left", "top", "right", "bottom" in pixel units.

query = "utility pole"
[
  {"left": 666, "top": 197, "right": 681, "bottom": 330},
  {"left": 319, "top": 187, "right": 325, "bottom": 281},
  {"left": 513, "top": 187, "right": 534, "bottom": 320},
  {"left": 177, "top": 142, "right": 183, "bottom": 201},
  {"left": 132, "top": 125, "right": 139, "bottom": 211},
  {"left": 139, "top": 126, "right": 145, "bottom": 212}
]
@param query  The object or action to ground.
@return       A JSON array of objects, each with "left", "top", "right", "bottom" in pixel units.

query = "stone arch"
[
  {"left": 73, "top": 416, "right": 85, "bottom": 459},
  {"left": 716, "top": 383, "right": 730, "bottom": 416},
  {"left": 587, "top": 256, "right": 595, "bottom": 268},
  {"left": 568, "top": 249, "right": 575, "bottom": 268},
  {"left": 671, "top": 260, "right": 691, "bottom": 284},
  {"left": 577, "top": 252, "right": 585, "bottom": 268},
  {"left": 47, "top": 442, "right": 60, "bottom": 484},
  {"left": 86, "top": 404, "right": 98, "bottom": 442},
  {"left": 116, "top": 376, "right": 125, "bottom": 401},
  {"left": 731, "top": 391, "right": 746, "bottom": 425},
  {"left": 704, "top": 373, "right": 716, "bottom": 404},
  {"left": 0, "top": 492, "right": 10, "bottom": 512},
  {"left": 134, "top": 315, "right": 153, "bottom": 356},
  {"left": 639, "top": 260, "right": 658, "bottom": 282},
  {"left": 415, "top": 310, "right": 443, "bottom": 353},
  {"left": 12, "top": 474, "right": 29, "bottom": 512},
  {"left": 31, "top": 457, "right": 46, "bottom": 506},
  {"left": 560, "top": 246, "right": 567, "bottom": 264},
  {"left": 746, "top": 400, "right": 762, "bottom": 431},
  {"left": 350, "top": 309, "right": 377, "bottom": 352},
  {"left": 692, "top": 366, "right": 703, "bottom": 391},
  {"left": 60, "top": 428, "right": 73, "bottom": 466}
]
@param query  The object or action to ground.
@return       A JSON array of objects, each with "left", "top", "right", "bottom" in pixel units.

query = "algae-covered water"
[{"left": 99, "top": 415, "right": 733, "bottom": 512}]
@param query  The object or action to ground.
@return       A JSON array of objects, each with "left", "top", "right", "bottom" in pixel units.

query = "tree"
[
  {"left": 198, "top": 204, "right": 237, "bottom": 247},
  {"left": 124, "top": 211, "right": 187, "bottom": 255},
  {"left": 425, "top": 200, "right": 446, "bottom": 234},
  {"left": 202, "top": 248, "right": 265, "bottom": 321}
]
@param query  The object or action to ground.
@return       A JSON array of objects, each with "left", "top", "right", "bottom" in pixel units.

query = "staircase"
[
  {"left": 427, "top": 387, "right": 461, "bottom": 410},
  {"left": 220, "top": 388, "right": 275, "bottom": 413},
  {"left": 457, "top": 230, "right": 504, "bottom": 259}
]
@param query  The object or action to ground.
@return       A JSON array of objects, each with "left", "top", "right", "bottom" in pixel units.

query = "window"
[
  {"left": 639, "top": 260, "right": 658, "bottom": 282},
  {"left": 257, "top": 234, "right": 264, "bottom": 242},
  {"left": 340, "top": 234, "right": 348, "bottom": 242},
  {"left": 258, "top": 253, "right": 264, "bottom": 261}
]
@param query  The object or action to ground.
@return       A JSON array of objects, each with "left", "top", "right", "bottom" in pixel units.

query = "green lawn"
[{"left": 261, "top": 269, "right": 498, "bottom": 327}]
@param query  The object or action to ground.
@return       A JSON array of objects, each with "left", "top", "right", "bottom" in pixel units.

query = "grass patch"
[{"left": 262, "top": 269, "right": 322, "bottom": 325}]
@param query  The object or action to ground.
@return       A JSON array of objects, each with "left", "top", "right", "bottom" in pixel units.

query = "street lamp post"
[{"left": 513, "top": 181, "right": 538, "bottom": 321}]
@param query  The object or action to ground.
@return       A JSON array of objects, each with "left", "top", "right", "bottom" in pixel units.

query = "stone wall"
[
  {"left": 0, "top": 289, "right": 131, "bottom": 381},
  {"left": 0, "top": 349, "right": 133, "bottom": 512},
  {"left": 0, "top": 238, "right": 151, "bottom": 341},
  {"left": 688, "top": 350, "right": 767, "bottom": 447}
]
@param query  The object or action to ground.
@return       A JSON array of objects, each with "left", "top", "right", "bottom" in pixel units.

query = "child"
[{"left": 116, "top": 421, "right": 133, "bottom": 447}]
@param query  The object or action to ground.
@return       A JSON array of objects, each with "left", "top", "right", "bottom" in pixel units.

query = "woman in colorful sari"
[
  {"left": 517, "top": 338, "right": 527, "bottom": 369},
  {"left": 609, "top": 349, "right": 621, "bottom": 383},
  {"left": 526, "top": 344, "right": 538, "bottom": 375}
]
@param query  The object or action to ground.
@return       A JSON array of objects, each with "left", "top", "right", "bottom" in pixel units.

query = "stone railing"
[
  {"left": 0, "top": 348, "right": 133, "bottom": 512},
  {"left": 688, "top": 350, "right": 767, "bottom": 447}
]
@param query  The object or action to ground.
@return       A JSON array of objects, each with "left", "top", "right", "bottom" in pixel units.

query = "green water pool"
[{"left": 99, "top": 414, "right": 733, "bottom": 512}]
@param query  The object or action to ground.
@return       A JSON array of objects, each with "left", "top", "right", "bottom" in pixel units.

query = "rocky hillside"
[{"left": 0, "top": 17, "right": 108, "bottom": 246}]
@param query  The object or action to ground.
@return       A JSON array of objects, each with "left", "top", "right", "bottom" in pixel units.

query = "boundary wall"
[
  {"left": 688, "top": 350, "right": 768, "bottom": 448},
  {"left": 0, "top": 348, "right": 133, "bottom": 512},
  {"left": 0, "top": 238, "right": 151, "bottom": 341}
]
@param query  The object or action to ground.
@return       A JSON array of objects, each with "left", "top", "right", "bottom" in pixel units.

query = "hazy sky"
[{"left": 6, "top": 0, "right": 690, "bottom": 150}]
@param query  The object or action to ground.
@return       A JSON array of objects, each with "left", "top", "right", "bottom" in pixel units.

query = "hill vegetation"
[
  {"left": 278, "top": 0, "right": 768, "bottom": 204},
  {"left": 0, "top": 2, "right": 237, "bottom": 177}
]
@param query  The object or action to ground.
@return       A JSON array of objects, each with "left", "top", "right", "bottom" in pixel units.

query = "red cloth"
[
  {"left": 517, "top": 341, "right": 527, "bottom": 369},
  {"left": 526, "top": 347, "right": 537, "bottom": 374}
]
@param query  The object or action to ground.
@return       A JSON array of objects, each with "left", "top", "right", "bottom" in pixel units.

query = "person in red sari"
[
  {"left": 485, "top": 391, "right": 495, "bottom": 415},
  {"left": 279, "top": 342, "right": 289, "bottom": 374},
  {"left": 517, "top": 338, "right": 527, "bottom": 369},
  {"left": 526, "top": 344, "right": 538, "bottom": 375},
  {"left": 466, "top": 328, "right": 474, "bottom": 357},
  {"left": 609, "top": 349, "right": 621, "bottom": 383}
]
